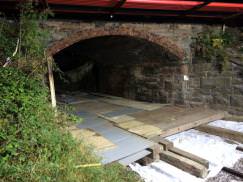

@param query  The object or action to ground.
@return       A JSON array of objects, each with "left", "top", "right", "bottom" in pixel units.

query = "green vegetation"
[
  {"left": 192, "top": 28, "right": 242, "bottom": 71},
  {"left": 0, "top": 68, "right": 141, "bottom": 182},
  {"left": 0, "top": 2, "right": 141, "bottom": 182}
]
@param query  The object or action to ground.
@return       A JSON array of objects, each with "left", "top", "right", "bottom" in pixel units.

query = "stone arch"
[{"left": 47, "top": 27, "right": 186, "bottom": 63}]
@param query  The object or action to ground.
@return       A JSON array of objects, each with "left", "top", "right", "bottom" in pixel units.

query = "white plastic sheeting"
[
  {"left": 209, "top": 120, "right": 243, "bottom": 133},
  {"left": 130, "top": 120, "right": 243, "bottom": 182}
]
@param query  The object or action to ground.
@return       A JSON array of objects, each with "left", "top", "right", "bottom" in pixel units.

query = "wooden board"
[
  {"left": 98, "top": 114, "right": 162, "bottom": 139},
  {"left": 159, "top": 112, "right": 225, "bottom": 137},
  {"left": 160, "top": 151, "right": 208, "bottom": 178},
  {"left": 92, "top": 92, "right": 166, "bottom": 111},
  {"left": 86, "top": 135, "right": 116, "bottom": 151},
  {"left": 150, "top": 136, "right": 209, "bottom": 168},
  {"left": 117, "top": 120, "right": 144, "bottom": 129},
  {"left": 131, "top": 106, "right": 225, "bottom": 137},
  {"left": 169, "top": 147, "right": 209, "bottom": 168},
  {"left": 128, "top": 125, "right": 162, "bottom": 138},
  {"left": 67, "top": 126, "right": 116, "bottom": 152},
  {"left": 224, "top": 114, "right": 243, "bottom": 122},
  {"left": 150, "top": 136, "right": 174, "bottom": 151},
  {"left": 196, "top": 125, "right": 243, "bottom": 143}
]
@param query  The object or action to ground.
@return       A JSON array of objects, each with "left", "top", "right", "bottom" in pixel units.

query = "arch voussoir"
[{"left": 47, "top": 27, "right": 186, "bottom": 62}]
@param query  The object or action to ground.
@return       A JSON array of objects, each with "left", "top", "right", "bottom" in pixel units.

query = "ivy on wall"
[{"left": 192, "top": 28, "right": 242, "bottom": 71}]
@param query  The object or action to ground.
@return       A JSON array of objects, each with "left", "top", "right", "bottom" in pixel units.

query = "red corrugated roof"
[
  {"left": 47, "top": 0, "right": 243, "bottom": 12},
  {"left": 1, "top": 0, "right": 243, "bottom": 22}
]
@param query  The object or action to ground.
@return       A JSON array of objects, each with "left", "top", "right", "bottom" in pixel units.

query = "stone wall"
[
  {"left": 45, "top": 20, "right": 206, "bottom": 60},
  {"left": 96, "top": 63, "right": 182, "bottom": 104},
  {"left": 45, "top": 19, "right": 243, "bottom": 113},
  {"left": 56, "top": 60, "right": 182, "bottom": 104},
  {"left": 188, "top": 63, "right": 243, "bottom": 115}
]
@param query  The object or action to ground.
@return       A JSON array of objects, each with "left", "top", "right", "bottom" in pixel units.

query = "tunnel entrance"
[{"left": 53, "top": 35, "right": 182, "bottom": 104}]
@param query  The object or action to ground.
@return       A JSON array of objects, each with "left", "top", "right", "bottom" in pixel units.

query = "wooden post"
[{"left": 47, "top": 57, "right": 57, "bottom": 108}]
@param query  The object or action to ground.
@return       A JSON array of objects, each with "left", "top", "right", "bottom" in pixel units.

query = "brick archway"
[{"left": 47, "top": 27, "right": 186, "bottom": 62}]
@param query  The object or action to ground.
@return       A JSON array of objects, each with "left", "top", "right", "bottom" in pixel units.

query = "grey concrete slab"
[
  {"left": 68, "top": 93, "right": 156, "bottom": 165},
  {"left": 91, "top": 123, "right": 135, "bottom": 144},
  {"left": 98, "top": 136, "right": 154, "bottom": 164},
  {"left": 77, "top": 116, "right": 154, "bottom": 164},
  {"left": 75, "top": 111, "right": 97, "bottom": 119}
]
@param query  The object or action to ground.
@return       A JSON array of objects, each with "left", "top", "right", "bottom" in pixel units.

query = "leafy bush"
[
  {"left": 192, "top": 30, "right": 237, "bottom": 71},
  {"left": 0, "top": 68, "right": 140, "bottom": 182},
  {"left": 0, "top": 3, "right": 141, "bottom": 182}
]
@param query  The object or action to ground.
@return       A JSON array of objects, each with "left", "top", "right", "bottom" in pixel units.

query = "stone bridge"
[
  {"left": 44, "top": 20, "right": 243, "bottom": 115},
  {"left": 45, "top": 20, "right": 206, "bottom": 71}
]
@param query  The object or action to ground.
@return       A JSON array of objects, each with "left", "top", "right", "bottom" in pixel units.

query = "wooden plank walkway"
[
  {"left": 58, "top": 92, "right": 225, "bottom": 168},
  {"left": 61, "top": 93, "right": 226, "bottom": 139},
  {"left": 73, "top": 111, "right": 155, "bottom": 165}
]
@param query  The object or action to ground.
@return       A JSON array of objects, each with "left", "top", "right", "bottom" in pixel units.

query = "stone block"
[
  {"left": 228, "top": 106, "right": 243, "bottom": 116},
  {"left": 189, "top": 78, "right": 200, "bottom": 88},
  {"left": 232, "top": 77, "right": 243, "bottom": 85},
  {"left": 206, "top": 71, "right": 220, "bottom": 77},
  {"left": 221, "top": 71, "right": 235, "bottom": 77},
  {"left": 233, "top": 85, "right": 243, "bottom": 95},
  {"left": 212, "top": 93, "right": 231, "bottom": 106},
  {"left": 230, "top": 95, "right": 243, "bottom": 108},
  {"left": 200, "top": 78, "right": 216, "bottom": 89},
  {"left": 215, "top": 77, "right": 232, "bottom": 89},
  {"left": 164, "top": 81, "right": 173, "bottom": 91}
]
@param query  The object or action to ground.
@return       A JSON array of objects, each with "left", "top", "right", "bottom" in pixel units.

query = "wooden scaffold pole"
[{"left": 47, "top": 56, "right": 57, "bottom": 108}]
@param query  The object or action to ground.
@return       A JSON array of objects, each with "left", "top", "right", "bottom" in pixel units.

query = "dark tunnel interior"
[{"left": 53, "top": 35, "right": 181, "bottom": 103}]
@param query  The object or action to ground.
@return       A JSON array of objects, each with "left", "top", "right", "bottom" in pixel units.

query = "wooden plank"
[
  {"left": 67, "top": 127, "right": 116, "bottom": 152},
  {"left": 47, "top": 57, "right": 57, "bottom": 108},
  {"left": 117, "top": 120, "right": 144, "bottom": 129},
  {"left": 129, "top": 125, "right": 162, "bottom": 138},
  {"left": 148, "top": 144, "right": 161, "bottom": 161},
  {"left": 138, "top": 156, "right": 154, "bottom": 166},
  {"left": 150, "top": 136, "right": 174, "bottom": 151},
  {"left": 169, "top": 147, "right": 209, "bottom": 168},
  {"left": 150, "top": 136, "right": 209, "bottom": 168},
  {"left": 196, "top": 125, "right": 243, "bottom": 143},
  {"left": 131, "top": 106, "right": 203, "bottom": 125},
  {"left": 159, "top": 111, "right": 225, "bottom": 137},
  {"left": 160, "top": 151, "right": 208, "bottom": 178},
  {"left": 99, "top": 113, "right": 162, "bottom": 139},
  {"left": 93, "top": 92, "right": 166, "bottom": 111},
  {"left": 98, "top": 114, "right": 135, "bottom": 124},
  {"left": 158, "top": 139, "right": 174, "bottom": 151},
  {"left": 86, "top": 135, "right": 116, "bottom": 151},
  {"left": 224, "top": 114, "right": 243, "bottom": 122}
]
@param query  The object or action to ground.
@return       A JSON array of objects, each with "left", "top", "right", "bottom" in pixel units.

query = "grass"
[{"left": 0, "top": 68, "right": 141, "bottom": 182}]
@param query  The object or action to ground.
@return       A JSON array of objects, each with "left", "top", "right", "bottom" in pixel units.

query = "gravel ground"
[{"left": 207, "top": 158, "right": 243, "bottom": 182}]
